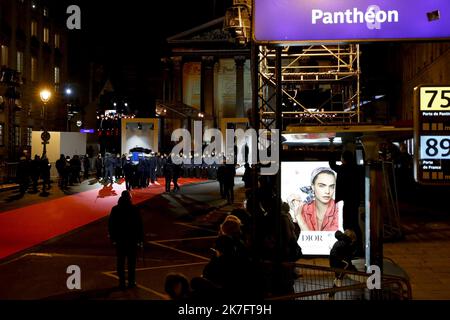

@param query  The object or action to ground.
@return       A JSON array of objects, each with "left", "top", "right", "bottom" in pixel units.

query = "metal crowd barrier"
[
  {"left": 0, "top": 162, "right": 18, "bottom": 184},
  {"left": 269, "top": 262, "right": 411, "bottom": 300}
]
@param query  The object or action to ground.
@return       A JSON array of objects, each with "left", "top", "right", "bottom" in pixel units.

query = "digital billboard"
[
  {"left": 281, "top": 161, "right": 344, "bottom": 255},
  {"left": 414, "top": 85, "right": 450, "bottom": 185},
  {"left": 254, "top": 0, "right": 450, "bottom": 43}
]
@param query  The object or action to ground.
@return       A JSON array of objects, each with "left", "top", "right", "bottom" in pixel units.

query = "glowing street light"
[
  {"left": 40, "top": 89, "right": 51, "bottom": 103},
  {"left": 39, "top": 89, "right": 52, "bottom": 157}
]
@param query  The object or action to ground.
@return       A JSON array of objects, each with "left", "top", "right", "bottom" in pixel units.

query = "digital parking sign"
[
  {"left": 414, "top": 85, "right": 450, "bottom": 185},
  {"left": 254, "top": 0, "right": 450, "bottom": 43}
]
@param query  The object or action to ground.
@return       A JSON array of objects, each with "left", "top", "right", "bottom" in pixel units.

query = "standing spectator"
[
  {"left": 83, "top": 155, "right": 90, "bottom": 180},
  {"left": 217, "top": 164, "right": 226, "bottom": 199},
  {"left": 40, "top": 155, "right": 51, "bottom": 194},
  {"left": 164, "top": 157, "right": 174, "bottom": 192},
  {"left": 150, "top": 153, "right": 157, "bottom": 183},
  {"left": 108, "top": 191, "right": 144, "bottom": 289},
  {"left": 242, "top": 163, "right": 252, "bottom": 188},
  {"left": 17, "top": 156, "right": 30, "bottom": 196},
  {"left": 115, "top": 154, "right": 123, "bottom": 180},
  {"left": 172, "top": 162, "right": 181, "bottom": 192},
  {"left": 55, "top": 154, "right": 67, "bottom": 189},
  {"left": 30, "top": 155, "right": 41, "bottom": 193},
  {"left": 123, "top": 156, "right": 134, "bottom": 191},
  {"left": 223, "top": 163, "right": 236, "bottom": 204},
  {"left": 70, "top": 155, "right": 82, "bottom": 184},
  {"left": 95, "top": 154, "right": 104, "bottom": 181},
  {"left": 120, "top": 154, "right": 127, "bottom": 179},
  {"left": 104, "top": 153, "right": 115, "bottom": 184}
]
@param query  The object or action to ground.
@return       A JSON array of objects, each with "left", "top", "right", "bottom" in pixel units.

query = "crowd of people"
[{"left": 16, "top": 154, "right": 53, "bottom": 195}]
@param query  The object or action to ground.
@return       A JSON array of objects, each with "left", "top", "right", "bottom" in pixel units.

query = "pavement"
[
  {"left": 0, "top": 177, "right": 244, "bottom": 300},
  {"left": 1, "top": 178, "right": 450, "bottom": 300}
]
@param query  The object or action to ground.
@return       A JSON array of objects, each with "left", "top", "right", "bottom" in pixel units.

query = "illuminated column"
[
  {"left": 201, "top": 56, "right": 215, "bottom": 127},
  {"left": 171, "top": 56, "right": 183, "bottom": 103},
  {"left": 235, "top": 56, "right": 246, "bottom": 118}
]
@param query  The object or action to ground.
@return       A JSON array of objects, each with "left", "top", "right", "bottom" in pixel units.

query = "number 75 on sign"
[{"left": 420, "top": 87, "right": 450, "bottom": 110}]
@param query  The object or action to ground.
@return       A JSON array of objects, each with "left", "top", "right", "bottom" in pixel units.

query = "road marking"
[
  {"left": 174, "top": 222, "right": 217, "bottom": 233},
  {"left": 148, "top": 241, "right": 210, "bottom": 261},
  {"left": 103, "top": 261, "right": 207, "bottom": 274},
  {"left": 154, "top": 235, "right": 217, "bottom": 243}
]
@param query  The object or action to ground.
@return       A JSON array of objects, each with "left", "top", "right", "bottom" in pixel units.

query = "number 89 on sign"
[{"left": 420, "top": 136, "right": 450, "bottom": 159}]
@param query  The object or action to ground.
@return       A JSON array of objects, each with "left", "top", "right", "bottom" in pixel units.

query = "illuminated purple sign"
[
  {"left": 80, "top": 129, "right": 94, "bottom": 133},
  {"left": 254, "top": 0, "right": 450, "bottom": 42}
]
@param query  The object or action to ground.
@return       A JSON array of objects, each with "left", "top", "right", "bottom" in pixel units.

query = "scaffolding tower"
[{"left": 253, "top": 44, "right": 361, "bottom": 131}]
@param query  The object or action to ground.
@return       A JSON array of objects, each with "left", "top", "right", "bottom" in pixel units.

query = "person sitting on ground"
[
  {"left": 164, "top": 273, "right": 191, "bottom": 300},
  {"left": 329, "top": 229, "right": 357, "bottom": 288}
]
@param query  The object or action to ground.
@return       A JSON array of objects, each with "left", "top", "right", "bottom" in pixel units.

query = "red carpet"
[{"left": 0, "top": 178, "right": 206, "bottom": 260}]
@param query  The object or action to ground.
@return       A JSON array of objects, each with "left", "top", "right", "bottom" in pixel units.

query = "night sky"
[
  {"left": 63, "top": 0, "right": 232, "bottom": 107},
  {"left": 59, "top": 0, "right": 403, "bottom": 114}
]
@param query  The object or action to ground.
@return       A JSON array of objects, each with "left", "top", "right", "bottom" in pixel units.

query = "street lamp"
[{"left": 39, "top": 89, "right": 52, "bottom": 157}]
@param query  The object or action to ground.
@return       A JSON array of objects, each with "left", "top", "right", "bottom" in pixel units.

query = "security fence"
[
  {"left": 269, "top": 262, "right": 411, "bottom": 300},
  {"left": 0, "top": 162, "right": 18, "bottom": 184}
]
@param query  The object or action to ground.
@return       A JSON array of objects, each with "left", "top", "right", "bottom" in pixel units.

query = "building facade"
[
  {"left": 0, "top": 0, "right": 68, "bottom": 162},
  {"left": 158, "top": 17, "right": 251, "bottom": 153}
]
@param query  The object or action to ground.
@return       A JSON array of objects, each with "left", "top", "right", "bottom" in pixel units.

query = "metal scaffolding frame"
[{"left": 254, "top": 44, "right": 361, "bottom": 131}]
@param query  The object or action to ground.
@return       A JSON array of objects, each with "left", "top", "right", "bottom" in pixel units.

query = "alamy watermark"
[
  {"left": 66, "top": 265, "right": 81, "bottom": 290},
  {"left": 66, "top": 5, "right": 81, "bottom": 30},
  {"left": 170, "top": 121, "right": 280, "bottom": 175}
]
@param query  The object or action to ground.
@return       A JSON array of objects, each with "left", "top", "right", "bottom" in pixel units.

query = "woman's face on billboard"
[{"left": 312, "top": 172, "right": 336, "bottom": 205}]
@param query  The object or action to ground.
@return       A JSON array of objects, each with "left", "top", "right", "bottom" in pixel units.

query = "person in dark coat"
[
  {"left": 123, "top": 158, "right": 134, "bottom": 191},
  {"left": 164, "top": 157, "right": 174, "bottom": 192},
  {"left": 223, "top": 164, "right": 236, "bottom": 204},
  {"left": 104, "top": 153, "right": 115, "bottom": 184},
  {"left": 30, "top": 155, "right": 41, "bottom": 193},
  {"left": 329, "top": 148, "right": 362, "bottom": 255},
  {"left": 95, "top": 154, "right": 103, "bottom": 181},
  {"left": 17, "top": 156, "right": 30, "bottom": 195},
  {"left": 114, "top": 154, "right": 123, "bottom": 180},
  {"left": 242, "top": 163, "right": 252, "bottom": 189},
  {"left": 40, "top": 155, "right": 51, "bottom": 193},
  {"left": 172, "top": 162, "right": 181, "bottom": 192},
  {"left": 149, "top": 153, "right": 158, "bottom": 183},
  {"left": 55, "top": 154, "right": 67, "bottom": 189},
  {"left": 83, "top": 155, "right": 90, "bottom": 180},
  {"left": 217, "top": 164, "right": 226, "bottom": 199},
  {"left": 108, "top": 191, "right": 144, "bottom": 289},
  {"left": 329, "top": 229, "right": 357, "bottom": 293},
  {"left": 70, "top": 155, "right": 81, "bottom": 184}
]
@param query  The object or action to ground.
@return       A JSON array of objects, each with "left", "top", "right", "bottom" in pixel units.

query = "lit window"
[
  {"left": 31, "top": 20, "right": 38, "bottom": 37},
  {"left": 14, "top": 126, "right": 21, "bottom": 146},
  {"left": 54, "top": 66, "right": 60, "bottom": 85},
  {"left": 1, "top": 45, "right": 8, "bottom": 67},
  {"left": 54, "top": 33, "right": 60, "bottom": 49},
  {"left": 43, "top": 7, "right": 49, "bottom": 17},
  {"left": 31, "top": 57, "right": 37, "bottom": 82},
  {"left": 27, "top": 127, "right": 32, "bottom": 147},
  {"left": 0, "top": 123, "right": 4, "bottom": 146},
  {"left": 17, "top": 51, "right": 24, "bottom": 73},
  {"left": 43, "top": 27, "right": 49, "bottom": 43}
]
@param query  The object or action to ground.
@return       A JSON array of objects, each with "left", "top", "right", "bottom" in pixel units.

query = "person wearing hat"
[{"left": 290, "top": 167, "right": 341, "bottom": 232}]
